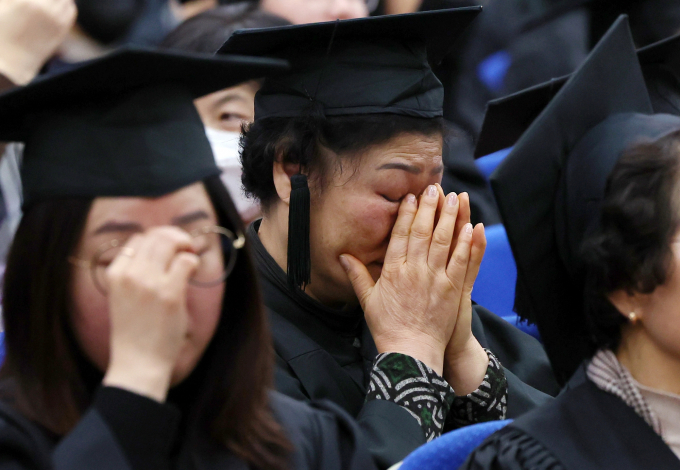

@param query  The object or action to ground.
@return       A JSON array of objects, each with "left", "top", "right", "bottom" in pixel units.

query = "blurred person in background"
[
  {"left": 162, "top": 3, "right": 290, "bottom": 223},
  {"left": 463, "top": 18, "right": 680, "bottom": 469}
]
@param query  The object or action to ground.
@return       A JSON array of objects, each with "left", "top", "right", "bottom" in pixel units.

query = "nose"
[{"left": 329, "top": 0, "right": 368, "bottom": 20}]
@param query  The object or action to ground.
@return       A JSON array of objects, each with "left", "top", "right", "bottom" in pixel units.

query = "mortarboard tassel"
[{"left": 287, "top": 174, "right": 311, "bottom": 290}]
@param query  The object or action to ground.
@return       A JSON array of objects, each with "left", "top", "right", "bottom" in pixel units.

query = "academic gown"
[
  {"left": 462, "top": 378, "right": 680, "bottom": 470},
  {"left": 0, "top": 387, "right": 376, "bottom": 470},
  {"left": 248, "top": 222, "right": 560, "bottom": 469}
]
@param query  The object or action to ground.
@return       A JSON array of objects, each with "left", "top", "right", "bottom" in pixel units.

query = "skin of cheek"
[
  {"left": 636, "top": 248, "right": 680, "bottom": 360},
  {"left": 170, "top": 283, "right": 224, "bottom": 385},
  {"left": 69, "top": 275, "right": 225, "bottom": 386},
  {"left": 308, "top": 187, "right": 397, "bottom": 305},
  {"left": 67, "top": 184, "right": 226, "bottom": 386},
  {"left": 69, "top": 266, "right": 112, "bottom": 373},
  {"left": 305, "top": 134, "right": 443, "bottom": 306}
]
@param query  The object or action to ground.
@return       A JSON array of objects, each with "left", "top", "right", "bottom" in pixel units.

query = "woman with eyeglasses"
[{"left": 0, "top": 49, "right": 375, "bottom": 470}]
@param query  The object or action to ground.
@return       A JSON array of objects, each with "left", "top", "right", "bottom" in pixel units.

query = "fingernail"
[
  {"left": 406, "top": 194, "right": 416, "bottom": 205},
  {"left": 447, "top": 193, "right": 458, "bottom": 206},
  {"left": 427, "top": 185, "right": 437, "bottom": 197},
  {"left": 465, "top": 223, "right": 473, "bottom": 234},
  {"left": 339, "top": 255, "right": 350, "bottom": 272}
]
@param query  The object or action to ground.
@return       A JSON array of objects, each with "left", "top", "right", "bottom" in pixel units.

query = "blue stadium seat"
[
  {"left": 399, "top": 420, "right": 512, "bottom": 470},
  {"left": 472, "top": 224, "right": 540, "bottom": 340},
  {"left": 475, "top": 147, "right": 511, "bottom": 181},
  {"left": 0, "top": 331, "right": 5, "bottom": 366},
  {"left": 477, "top": 50, "right": 512, "bottom": 93}
]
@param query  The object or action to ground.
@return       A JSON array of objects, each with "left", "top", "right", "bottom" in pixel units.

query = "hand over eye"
[
  {"left": 340, "top": 185, "right": 474, "bottom": 375},
  {"left": 102, "top": 226, "right": 200, "bottom": 402}
]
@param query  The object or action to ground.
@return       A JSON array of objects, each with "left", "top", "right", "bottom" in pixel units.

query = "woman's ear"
[
  {"left": 608, "top": 289, "right": 644, "bottom": 321},
  {"left": 272, "top": 152, "right": 301, "bottom": 206}
]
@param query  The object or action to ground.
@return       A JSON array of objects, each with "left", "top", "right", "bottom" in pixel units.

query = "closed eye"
[{"left": 381, "top": 195, "right": 402, "bottom": 203}]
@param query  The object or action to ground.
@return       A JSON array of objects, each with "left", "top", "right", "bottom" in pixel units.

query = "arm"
[
  {"left": 52, "top": 388, "right": 179, "bottom": 470},
  {"left": 0, "top": 0, "right": 76, "bottom": 86}
]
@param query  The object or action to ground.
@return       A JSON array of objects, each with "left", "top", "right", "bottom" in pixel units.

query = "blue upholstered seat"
[
  {"left": 399, "top": 420, "right": 512, "bottom": 470},
  {"left": 472, "top": 224, "right": 539, "bottom": 340}
]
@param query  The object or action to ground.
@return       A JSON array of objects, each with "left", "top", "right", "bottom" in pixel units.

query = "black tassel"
[{"left": 287, "top": 174, "right": 311, "bottom": 290}]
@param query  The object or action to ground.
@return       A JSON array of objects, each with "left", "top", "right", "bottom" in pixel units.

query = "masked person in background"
[{"left": 161, "top": 3, "right": 290, "bottom": 223}]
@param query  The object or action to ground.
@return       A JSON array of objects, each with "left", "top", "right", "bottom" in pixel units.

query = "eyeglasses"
[{"left": 69, "top": 225, "right": 245, "bottom": 296}]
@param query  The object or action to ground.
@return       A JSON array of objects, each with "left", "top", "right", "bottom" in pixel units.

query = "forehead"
[
  {"left": 84, "top": 182, "right": 217, "bottom": 232},
  {"left": 339, "top": 132, "right": 443, "bottom": 179}
]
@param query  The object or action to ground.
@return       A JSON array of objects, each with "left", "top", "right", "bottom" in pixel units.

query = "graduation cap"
[
  {"left": 475, "top": 31, "right": 680, "bottom": 158},
  {"left": 489, "top": 16, "right": 680, "bottom": 383},
  {"left": 218, "top": 8, "right": 482, "bottom": 290},
  {"left": 218, "top": 7, "right": 482, "bottom": 120},
  {"left": 639, "top": 33, "right": 680, "bottom": 116},
  {"left": 0, "top": 47, "right": 288, "bottom": 208}
]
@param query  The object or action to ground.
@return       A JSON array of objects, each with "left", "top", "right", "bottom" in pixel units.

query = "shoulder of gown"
[
  {"left": 268, "top": 391, "right": 378, "bottom": 470},
  {"left": 471, "top": 303, "right": 560, "bottom": 417}
]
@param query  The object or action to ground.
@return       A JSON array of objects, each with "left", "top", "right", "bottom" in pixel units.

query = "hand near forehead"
[
  {"left": 340, "top": 185, "right": 481, "bottom": 376},
  {"left": 0, "top": 0, "right": 77, "bottom": 86},
  {"left": 103, "top": 227, "right": 199, "bottom": 403}
]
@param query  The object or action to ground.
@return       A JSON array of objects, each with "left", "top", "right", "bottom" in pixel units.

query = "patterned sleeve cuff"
[
  {"left": 445, "top": 349, "right": 508, "bottom": 430},
  {"left": 366, "top": 353, "right": 456, "bottom": 442}
]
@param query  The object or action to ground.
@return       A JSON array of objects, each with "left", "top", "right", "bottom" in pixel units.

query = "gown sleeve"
[
  {"left": 0, "top": 387, "right": 180, "bottom": 470},
  {"left": 459, "top": 426, "right": 565, "bottom": 470},
  {"left": 275, "top": 355, "right": 426, "bottom": 470},
  {"left": 269, "top": 392, "right": 378, "bottom": 470}
]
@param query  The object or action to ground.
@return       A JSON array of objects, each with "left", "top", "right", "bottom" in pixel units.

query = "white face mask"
[{"left": 204, "top": 127, "right": 259, "bottom": 218}]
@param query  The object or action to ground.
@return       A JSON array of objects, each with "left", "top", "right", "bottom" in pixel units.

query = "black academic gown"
[
  {"left": 249, "top": 222, "right": 559, "bottom": 470},
  {"left": 462, "top": 378, "right": 680, "bottom": 470},
  {"left": 0, "top": 387, "right": 376, "bottom": 470}
]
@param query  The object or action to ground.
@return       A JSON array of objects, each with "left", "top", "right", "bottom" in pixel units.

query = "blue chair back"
[
  {"left": 475, "top": 148, "right": 511, "bottom": 181},
  {"left": 0, "top": 331, "right": 5, "bottom": 366},
  {"left": 399, "top": 420, "right": 512, "bottom": 470},
  {"left": 472, "top": 225, "right": 539, "bottom": 340}
]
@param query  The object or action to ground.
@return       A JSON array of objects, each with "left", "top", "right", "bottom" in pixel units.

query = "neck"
[
  {"left": 617, "top": 325, "right": 680, "bottom": 395},
  {"left": 258, "top": 204, "right": 351, "bottom": 309}
]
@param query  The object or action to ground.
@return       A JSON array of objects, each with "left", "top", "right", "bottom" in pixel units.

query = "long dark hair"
[{"left": 1, "top": 175, "right": 291, "bottom": 469}]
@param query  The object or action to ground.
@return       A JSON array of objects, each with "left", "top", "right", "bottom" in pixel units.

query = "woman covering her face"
[
  {"left": 218, "top": 9, "right": 560, "bottom": 468},
  {"left": 463, "top": 17, "right": 680, "bottom": 469},
  {"left": 0, "top": 49, "right": 376, "bottom": 470}
]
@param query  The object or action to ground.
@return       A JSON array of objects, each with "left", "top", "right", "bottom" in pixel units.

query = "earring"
[{"left": 628, "top": 311, "right": 638, "bottom": 323}]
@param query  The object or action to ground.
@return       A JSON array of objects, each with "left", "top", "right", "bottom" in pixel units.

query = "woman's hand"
[
  {"left": 340, "top": 185, "right": 473, "bottom": 376},
  {"left": 444, "top": 221, "right": 489, "bottom": 395},
  {"left": 102, "top": 227, "right": 199, "bottom": 403},
  {"left": 0, "top": 0, "right": 77, "bottom": 85}
]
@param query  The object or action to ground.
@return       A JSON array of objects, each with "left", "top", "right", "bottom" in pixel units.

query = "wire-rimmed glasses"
[{"left": 69, "top": 225, "right": 245, "bottom": 295}]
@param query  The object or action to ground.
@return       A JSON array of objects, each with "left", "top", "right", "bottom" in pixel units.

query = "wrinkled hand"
[
  {"left": 340, "top": 185, "right": 473, "bottom": 375},
  {"left": 439, "top": 191, "right": 490, "bottom": 395},
  {"left": 102, "top": 227, "right": 199, "bottom": 402},
  {"left": 0, "top": 0, "right": 77, "bottom": 85}
]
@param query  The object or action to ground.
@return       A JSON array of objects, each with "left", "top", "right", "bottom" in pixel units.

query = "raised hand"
[
  {"left": 0, "top": 0, "right": 77, "bottom": 85},
  {"left": 340, "top": 185, "right": 473, "bottom": 376},
  {"left": 102, "top": 227, "right": 199, "bottom": 403}
]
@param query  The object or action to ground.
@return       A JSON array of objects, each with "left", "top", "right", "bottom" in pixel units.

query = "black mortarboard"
[
  {"left": 475, "top": 31, "right": 680, "bottom": 157},
  {"left": 0, "top": 47, "right": 288, "bottom": 208},
  {"left": 638, "top": 33, "right": 680, "bottom": 115},
  {"left": 217, "top": 8, "right": 482, "bottom": 120},
  {"left": 489, "top": 16, "right": 669, "bottom": 382}
]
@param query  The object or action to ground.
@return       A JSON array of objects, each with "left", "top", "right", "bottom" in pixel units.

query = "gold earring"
[{"left": 628, "top": 311, "right": 638, "bottom": 323}]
